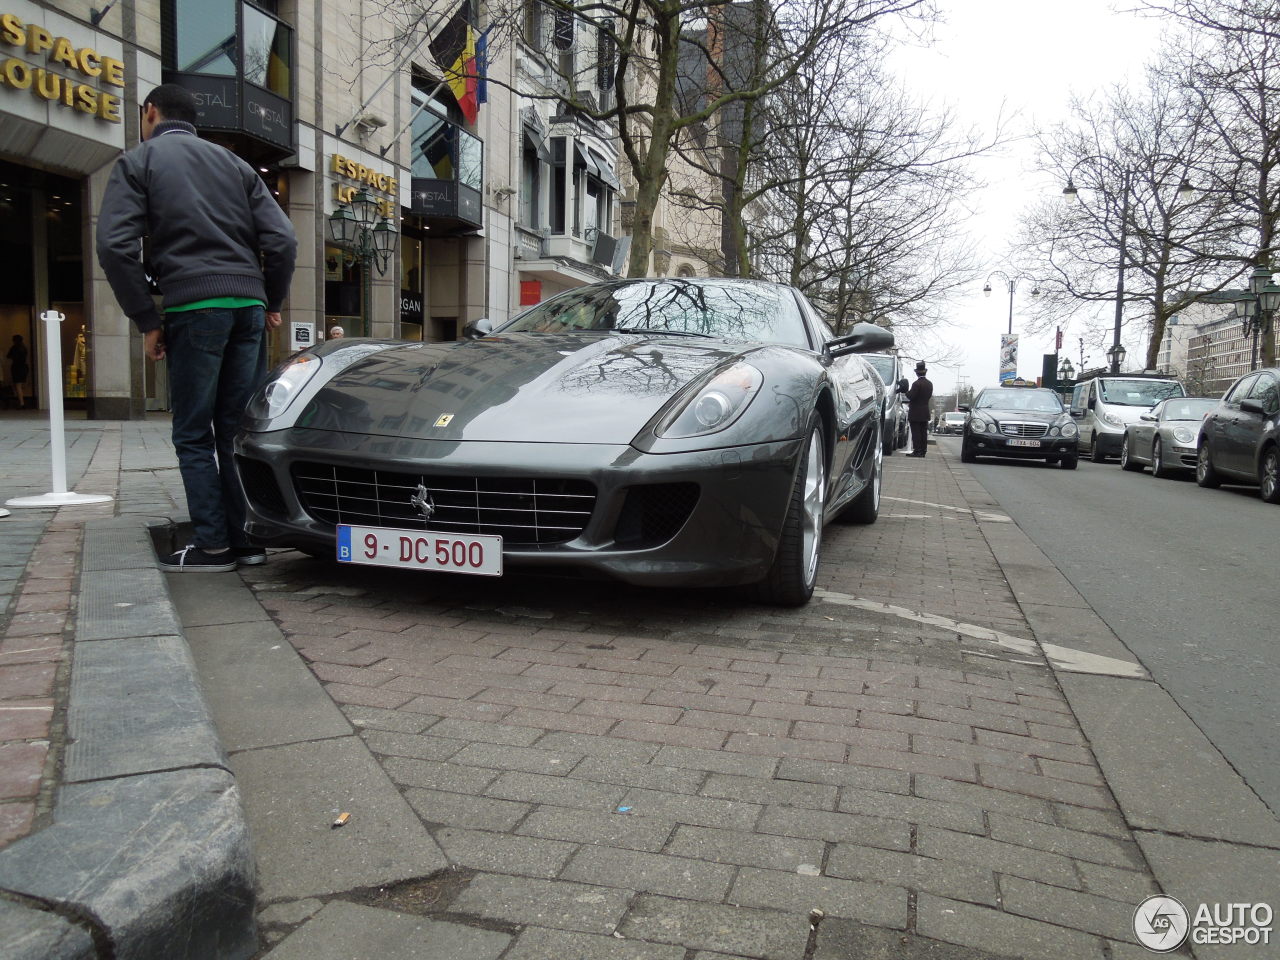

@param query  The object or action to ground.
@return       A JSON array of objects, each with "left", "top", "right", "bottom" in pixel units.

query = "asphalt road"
[{"left": 935, "top": 435, "right": 1280, "bottom": 820}]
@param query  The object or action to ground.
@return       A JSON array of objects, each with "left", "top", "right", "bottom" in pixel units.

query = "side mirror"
[
  {"left": 464, "top": 317, "right": 494, "bottom": 340},
  {"left": 957, "top": 404, "right": 970, "bottom": 413},
  {"left": 826, "top": 322, "right": 894, "bottom": 358},
  {"left": 1070, "top": 409, "right": 1083, "bottom": 419},
  {"left": 1240, "top": 398, "right": 1265, "bottom": 415},
  {"left": 1140, "top": 412, "right": 1156, "bottom": 421},
  {"left": 896, "top": 378, "right": 909, "bottom": 394}
]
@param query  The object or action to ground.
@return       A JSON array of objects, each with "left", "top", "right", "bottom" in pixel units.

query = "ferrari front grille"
[
  {"left": 1000, "top": 422, "right": 1048, "bottom": 438},
  {"left": 614, "top": 483, "right": 700, "bottom": 548},
  {"left": 292, "top": 462, "right": 596, "bottom": 545}
]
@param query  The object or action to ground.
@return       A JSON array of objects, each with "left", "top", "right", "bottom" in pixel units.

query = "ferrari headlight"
[
  {"left": 659, "top": 362, "right": 763, "bottom": 438},
  {"left": 247, "top": 354, "right": 320, "bottom": 419},
  {"left": 1173, "top": 427, "right": 1195, "bottom": 444},
  {"left": 1060, "top": 420, "right": 1078, "bottom": 438}
]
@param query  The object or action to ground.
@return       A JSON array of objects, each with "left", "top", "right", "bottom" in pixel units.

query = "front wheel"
[
  {"left": 757, "top": 422, "right": 826, "bottom": 606},
  {"left": 1090, "top": 435, "right": 1106, "bottom": 463},
  {"left": 843, "top": 427, "right": 882, "bottom": 525},
  {"left": 1151, "top": 437, "right": 1171, "bottom": 479},
  {"left": 1120, "top": 434, "right": 1142, "bottom": 471},
  {"left": 1059, "top": 455, "right": 1078, "bottom": 470},
  {"left": 1196, "top": 443, "right": 1221, "bottom": 488},
  {"left": 960, "top": 441, "right": 976, "bottom": 463},
  {"left": 1260, "top": 446, "right": 1280, "bottom": 503}
]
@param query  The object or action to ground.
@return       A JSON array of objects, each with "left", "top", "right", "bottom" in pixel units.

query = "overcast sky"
[{"left": 887, "top": 0, "right": 1165, "bottom": 397}]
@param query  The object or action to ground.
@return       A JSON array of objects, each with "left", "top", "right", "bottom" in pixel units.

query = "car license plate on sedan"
[
  {"left": 336, "top": 525, "right": 503, "bottom": 576},
  {"left": 1007, "top": 438, "right": 1041, "bottom": 448}
]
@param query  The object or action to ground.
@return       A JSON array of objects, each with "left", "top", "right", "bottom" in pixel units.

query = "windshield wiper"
[{"left": 612, "top": 326, "right": 715, "bottom": 338}]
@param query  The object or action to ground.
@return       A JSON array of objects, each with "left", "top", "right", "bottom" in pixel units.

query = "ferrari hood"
[{"left": 297, "top": 332, "right": 752, "bottom": 443}]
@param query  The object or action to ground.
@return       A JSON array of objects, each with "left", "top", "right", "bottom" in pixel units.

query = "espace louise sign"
[{"left": 0, "top": 13, "right": 125, "bottom": 122}]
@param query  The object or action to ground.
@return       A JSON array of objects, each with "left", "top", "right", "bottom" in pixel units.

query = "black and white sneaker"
[
  {"left": 159, "top": 545, "right": 237, "bottom": 573},
  {"left": 234, "top": 547, "right": 267, "bottom": 566}
]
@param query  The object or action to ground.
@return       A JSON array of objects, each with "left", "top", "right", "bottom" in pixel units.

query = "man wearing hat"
[{"left": 904, "top": 361, "right": 934, "bottom": 457}]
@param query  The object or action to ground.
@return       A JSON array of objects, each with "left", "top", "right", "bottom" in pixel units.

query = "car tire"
[
  {"left": 1090, "top": 436, "right": 1106, "bottom": 463},
  {"left": 1260, "top": 445, "right": 1280, "bottom": 504},
  {"left": 1120, "top": 434, "right": 1142, "bottom": 471},
  {"left": 844, "top": 428, "right": 882, "bottom": 525},
  {"left": 960, "top": 440, "right": 976, "bottom": 463},
  {"left": 1196, "top": 443, "right": 1221, "bottom": 488},
  {"left": 757, "top": 420, "right": 826, "bottom": 606},
  {"left": 1151, "top": 437, "right": 1171, "bottom": 479},
  {"left": 1059, "top": 455, "right": 1078, "bottom": 470}
]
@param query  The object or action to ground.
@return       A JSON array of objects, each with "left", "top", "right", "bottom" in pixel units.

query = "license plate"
[
  {"left": 336, "top": 525, "right": 503, "bottom": 576},
  {"left": 1007, "top": 438, "right": 1041, "bottom": 448}
]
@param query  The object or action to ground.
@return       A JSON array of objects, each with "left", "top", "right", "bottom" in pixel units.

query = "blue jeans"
[{"left": 165, "top": 306, "right": 266, "bottom": 550}]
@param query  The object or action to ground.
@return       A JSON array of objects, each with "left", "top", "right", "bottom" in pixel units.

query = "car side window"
[
  {"left": 1248, "top": 374, "right": 1280, "bottom": 414},
  {"left": 1071, "top": 383, "right": 1085, "bottom": 410},
  {"left": 1225, "top": 374, "right": 1259, "bottom": 405}
]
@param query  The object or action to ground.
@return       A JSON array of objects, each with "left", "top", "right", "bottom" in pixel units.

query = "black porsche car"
[
  {"left": 959, "top": 386, "right": 1080, "bottom": 469},
  {"left": 234, "top": 279, "right": 894, "bottom": 605}
]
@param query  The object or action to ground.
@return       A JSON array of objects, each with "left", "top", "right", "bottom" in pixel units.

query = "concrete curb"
[{"left": 0, "top": 517, "right": 256, "bottom": 960}]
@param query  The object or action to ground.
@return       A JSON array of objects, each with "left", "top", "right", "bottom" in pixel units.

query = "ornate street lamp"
[
  {"left": 1236, "top": 264, "right": 1280, "bottom": 370},
  {"left": 1058, "top": 357, "right": 1075, "bottom": 382},
  {"left": 1106, "top": 342, "right": 1127, "bottom": 373},
  {"left": 327, "top": 193, "right": 399, "bottom": 336}
]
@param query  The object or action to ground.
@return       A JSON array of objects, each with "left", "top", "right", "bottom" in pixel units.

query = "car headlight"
[
  {"left": 1048, "top": 425, "right": 1060, "bottom": 437},
  {"left": 1097, "top": 409, "right": 1123, "bottom": 427},
  {"left": 1060, "top": 420, "right": 1078, "bottom": 438},
  {"left": 971, "top": 419, "right": 987, "bottom": 433},
  {"left": 1173, "top": 427, "right": 1195, "bottom": 444},
  {"left": 247, "top": 354, "right": 321, "bottom": 419},
  {"left": 657, "top": 361, "right": 763, "bottom": 438}
]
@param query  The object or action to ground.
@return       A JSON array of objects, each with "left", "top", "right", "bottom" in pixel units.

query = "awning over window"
[{"left": 589, "top": 148, "right": 621, "bottom": 189}]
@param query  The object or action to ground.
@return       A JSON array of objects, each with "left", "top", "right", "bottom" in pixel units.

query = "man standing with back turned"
[
  {"left": 98, "top": 83, "right": 297, "bottom": 571},
  {"left": 905, "top": 361, "right": 934, "bottom": 458}
]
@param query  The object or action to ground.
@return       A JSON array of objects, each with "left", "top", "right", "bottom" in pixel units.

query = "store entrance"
[{"left": 0, "top": 160, "right": 86, "bottom": 412}]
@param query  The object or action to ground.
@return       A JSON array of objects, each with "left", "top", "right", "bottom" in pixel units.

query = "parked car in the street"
[
  {"left": 1069, "top": 375, "right": 1186, "bottom": 462},
  {"left": 863, "top": 353, "right": 910, "bottom": 454},
  {"left": 1119, "top": 397, "right": 1217, "bottom": 477},
  {"left": 235, "top": 278, "right": 895, "bottom": 605},
  {"left": 960, "top": 386, "right": 1079, "bottom": 468},
  {"left": 938, "top": 412, "right": 966, "bottom": 435},
  {"left": 1196, "top": 366, "right": 1280, "bottom": 503}
]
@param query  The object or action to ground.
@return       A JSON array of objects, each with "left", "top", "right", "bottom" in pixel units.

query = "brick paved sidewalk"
[
  {"left": 0, "top": 417, "right": 184, "bottom": 851},
  {"left": 241, "top": 449, "right": 1170, "bottom": 959}
]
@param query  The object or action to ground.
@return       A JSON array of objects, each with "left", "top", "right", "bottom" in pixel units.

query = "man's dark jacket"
[
  {"left": 906, "top": 375, "right": 934, "bottom": 422},
  {"left": 96, "top": 121, "right": 297, "bottom": 333}
]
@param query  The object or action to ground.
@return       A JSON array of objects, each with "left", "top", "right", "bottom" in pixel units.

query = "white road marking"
[
  {"left": 813, "top": 589, "right": 1148, "bottom": 679},
  {"left": 881, "top": 496, "right": 1011, "bottom": 523}
]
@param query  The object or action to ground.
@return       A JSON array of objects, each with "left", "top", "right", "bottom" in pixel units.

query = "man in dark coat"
[
  {"left": 904, "top": 361, "right": 934, "bottom": 457},
  {"left": 97, "top": 83, "right": 297, "bottom": 571}
]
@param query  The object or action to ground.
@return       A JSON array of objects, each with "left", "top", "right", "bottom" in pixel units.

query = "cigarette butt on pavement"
[{"left": 331, "top": 812, "right": 351, "bottom": 829}]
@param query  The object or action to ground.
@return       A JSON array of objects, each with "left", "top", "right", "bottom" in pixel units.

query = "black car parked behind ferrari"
[
  {"left": 959, "top": 386, "right": 1080, "bottom": 469},
  {"left": 1196, "top": 366, "right": 1280, "bottom": 503}
]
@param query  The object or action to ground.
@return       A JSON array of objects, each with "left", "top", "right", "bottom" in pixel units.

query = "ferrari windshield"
[
  {"left": 974, "top": 388, "right": 1064, "bottom": 413},
  {"left": 500, "top": 280, "right": 812, "bottom": 348},
  {"left": 1099, "top": 378, "right": 1184, "bottom": 406},
  {"left": 1160, "top": 398, "right": 1216, "bottom": 421}
]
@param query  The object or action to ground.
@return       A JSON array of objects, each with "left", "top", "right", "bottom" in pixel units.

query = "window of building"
[
  {"left": 411, "top": 77, "right": 481, "bottom": 186},
  {"left": 243, "top": 2, "right": 291, "bottom": 96},
  {"left": 522, "top": 0, "right": 544, "bottom": 48},
  {"left": 550, "top": 137, "right": 567, "bottom": 234},
  {"left": 171, "top": 0, "right": 237, "bottom": 74},
  {"left": 521, "top": 136, "right": 541, "bottom": 228}
]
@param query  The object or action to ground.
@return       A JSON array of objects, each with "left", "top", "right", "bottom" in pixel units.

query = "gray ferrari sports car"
[{"left": 234, "top": 278, "right": 893, "bottom": 605}]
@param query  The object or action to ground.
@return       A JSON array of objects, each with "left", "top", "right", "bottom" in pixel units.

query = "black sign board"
[
  {"left": 179, "top": 74, "right": 239, "bottom": 129},
  {"left": 168, "top": 72, "right": 293, "bottom": 153},
  {"left": 400, "top": 291, "right": 424, "bottom": 324}
]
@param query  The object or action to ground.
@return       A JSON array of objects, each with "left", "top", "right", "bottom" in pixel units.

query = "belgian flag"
[{"left": 429, "top": 3, "right": 479, "bottom": 125}]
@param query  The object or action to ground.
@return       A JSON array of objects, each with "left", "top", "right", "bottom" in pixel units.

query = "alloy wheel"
[
  {"left": 800, "top": 427, "right": 826, "bottom": 584},
  {"left": 1262, "top": 448, "right": 1280, "bottom": 503}
]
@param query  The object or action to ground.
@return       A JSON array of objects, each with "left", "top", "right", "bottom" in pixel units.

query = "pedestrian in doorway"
[
  {"left": 328, "top": 325, "right": 344, "bottom": 339},
  {"left": 905, "top": 361, "right": 933, "bottom": 458},
  {"left": 7, "top": 335, "right": 28, "bottom": 409},
  {"left": 97, "top": 83, "right": 297, "bottom": 572}
]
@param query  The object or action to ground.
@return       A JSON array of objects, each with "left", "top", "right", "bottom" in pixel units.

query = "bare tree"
[{"left": 1017, "top": 70, "right": 1242, "bottom": 370}]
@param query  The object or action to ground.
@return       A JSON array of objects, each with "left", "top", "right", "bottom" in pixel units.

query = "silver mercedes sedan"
[{"left": 1120, "top": 397, "right": 1218, "bottom": 478}]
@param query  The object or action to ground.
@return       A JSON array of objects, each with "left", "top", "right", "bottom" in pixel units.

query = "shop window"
[
  {"left": 171, "top": 0, "right": 237, "bottom": 75},
  {"left": 243, "top": 3, "right": 291, "bottom": 97}
]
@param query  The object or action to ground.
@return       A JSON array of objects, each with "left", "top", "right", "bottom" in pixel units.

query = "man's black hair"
[{"left": 142, "top": 84, "right": 198, "bottom": 124}]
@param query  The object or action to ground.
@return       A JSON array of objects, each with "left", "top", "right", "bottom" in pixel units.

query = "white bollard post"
[{"left": 6, "top": 311, "right": 113, "bottom": 508}]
